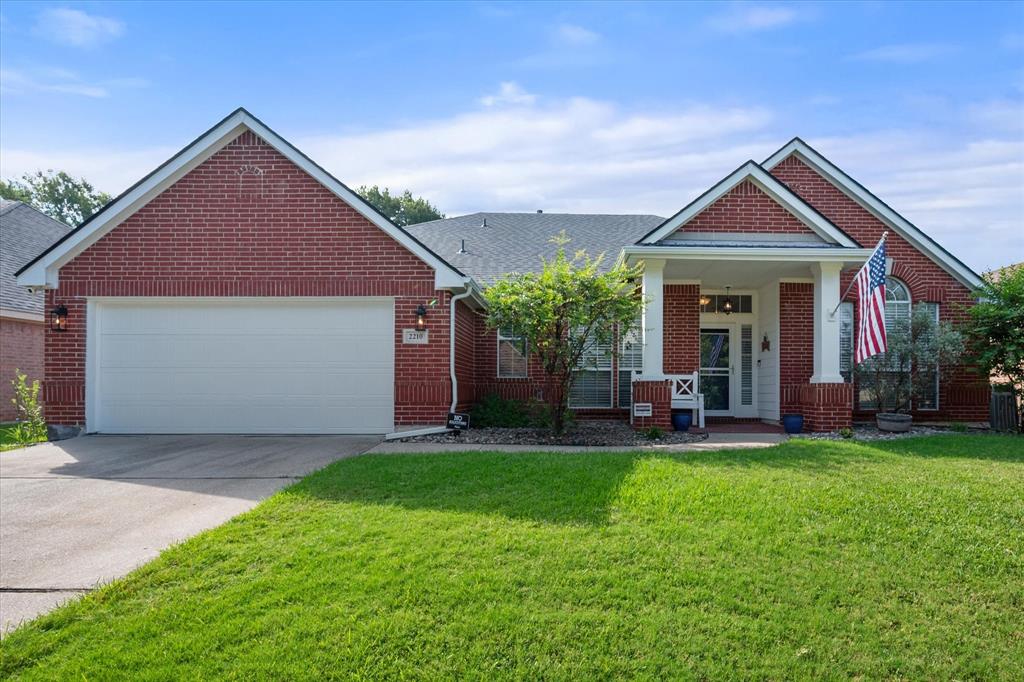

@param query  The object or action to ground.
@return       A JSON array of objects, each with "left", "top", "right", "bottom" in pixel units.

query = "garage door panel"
[{"left": 94, "top": 299, "right": 395, "bottom": 434}]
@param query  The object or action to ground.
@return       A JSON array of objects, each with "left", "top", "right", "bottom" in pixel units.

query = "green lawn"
[{"left": 2, "top": 435, "right": 1022, "bottom": 679}]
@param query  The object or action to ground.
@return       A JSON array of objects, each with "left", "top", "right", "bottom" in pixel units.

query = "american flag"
[{"left": 855, "top": 236, "right": 888, "bottom": 364}]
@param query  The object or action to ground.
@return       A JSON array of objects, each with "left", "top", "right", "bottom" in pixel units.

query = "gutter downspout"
[{"left": 384, "top": 285, "right": 475, "bottom": 440}]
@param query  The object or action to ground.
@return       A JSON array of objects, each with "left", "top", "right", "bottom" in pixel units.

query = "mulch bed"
[
  {"left": 397, "top": 420, "right": 707, "bottom": 447},
  {"left": 793, "top": 424, "right": 989, "bottom": 441}
]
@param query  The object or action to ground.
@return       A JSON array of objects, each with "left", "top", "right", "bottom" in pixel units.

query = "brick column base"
[
  {"left": 800, "top": 382, "right": 853, "bottom": 432},
  {"left": 631, "top": 379, "right": 672, "bottom": 430}
]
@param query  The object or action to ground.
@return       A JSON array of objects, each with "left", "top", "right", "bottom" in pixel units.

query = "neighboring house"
[
  {"left": 16, "top": 109, "right": 990, "bottom": 435},
  {"left": 0, "top": 200, "right": 72, "bottom": 422}
]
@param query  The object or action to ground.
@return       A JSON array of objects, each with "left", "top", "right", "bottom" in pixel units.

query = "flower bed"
[{"left": 398, "top": 420, "right": 707, "bottom": 447}]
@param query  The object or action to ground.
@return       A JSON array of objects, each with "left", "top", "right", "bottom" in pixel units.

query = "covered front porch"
[{"left": 625, "top": 245, "right": 872, "bottom": 433}]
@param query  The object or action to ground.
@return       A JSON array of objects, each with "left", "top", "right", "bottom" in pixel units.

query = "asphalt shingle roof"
[
  {"left": 0, "top": 201, "right": 72, "bottom": 315},
  {"left": 406, "top": 212, "right": 665, "bottom": 284}
]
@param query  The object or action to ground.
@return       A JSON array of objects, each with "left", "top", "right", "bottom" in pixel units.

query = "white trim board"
[
  {"left": 637, "top": 161, "right": 860, "bottom": 248},
  {"left": 763, "top": 138, "right": 983, "bottom": 290},
  {"left": 16, "top": 108, "right": 468, "bottom": 291}
]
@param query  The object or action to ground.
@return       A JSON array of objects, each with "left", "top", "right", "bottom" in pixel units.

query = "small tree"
[
  {"left": 484, "top": 233, "right": 644, "bottom": 434},
  {"left": 963, "top": 265, "right": 1024, "bottom": 430},
  {"left": 9, "top": 370, "right": 47, "bottom": 445},
  {"left": 856, "top": 304, "right": 964, "bottom": 413}
]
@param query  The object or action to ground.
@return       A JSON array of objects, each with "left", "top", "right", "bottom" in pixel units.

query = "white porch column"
[
  {"left": 642, "top": 258, "right": 665, "bottom": 377},
  {"left": 811, "top": 261, "right": 844, "bottom": 383}
]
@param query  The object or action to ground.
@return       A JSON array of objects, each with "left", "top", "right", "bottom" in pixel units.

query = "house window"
[
  {"left": 497, "top": 327, "right": 528, "bottom": 378},
  {"left": 570, "top": 328, "right": 613, "bottom": 408},
  {"left": 617, "top": 316, "right": 643, "bottom": 408},
  {"left": 740, "top": 324, "right": 753, "bottom": 406},
  {"left": 700, "top": 294, "right": 752, "bottom": 314},
  {"left": 855, "top": 278, "right": 937, "bottom": 410},
  {"left": 915, "top": 303, "right": 940, "bottom": 410}
]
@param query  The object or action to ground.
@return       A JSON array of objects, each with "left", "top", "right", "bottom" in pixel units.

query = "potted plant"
[{"left": 856, "top": 304, "right": 964, "bottom": 432}]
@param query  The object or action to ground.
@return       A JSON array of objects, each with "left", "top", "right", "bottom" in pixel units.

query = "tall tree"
[
  {"left": 0, "top": 170, "right": 111, "bottom": 226},
  {"left": 485, "top": 233, "right": 644, "bottom": 434},
  {"left": 963, "top": 265, "right": 1024, "bottom": 431},
  {"left": 356, "top": 185, "right": 444, "bottom": 226}
]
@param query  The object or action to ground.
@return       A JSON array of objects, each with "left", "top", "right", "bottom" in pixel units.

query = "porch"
[{"left": 624, "top": 246, "right": 872, "bottom": 433}]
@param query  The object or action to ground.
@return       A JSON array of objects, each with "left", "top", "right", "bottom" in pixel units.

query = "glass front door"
[{"left": 700, "top": 327, "right": 731, "bottom": 412}]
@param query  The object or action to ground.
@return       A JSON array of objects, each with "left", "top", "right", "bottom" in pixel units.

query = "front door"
[{"left": 700, "top": 326, "right": 733, "bottom": 414}]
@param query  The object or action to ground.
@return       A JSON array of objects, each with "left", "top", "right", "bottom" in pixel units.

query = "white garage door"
[{"left": 90, "top": 298, "right": 394, "bottom": 434}]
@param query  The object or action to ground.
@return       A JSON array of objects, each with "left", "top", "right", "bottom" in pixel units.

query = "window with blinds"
[
  {"left": 569, "top": 328, "right": 613, "bottom": 408},
  {"left": 741, "top": 324, "right": 753, "bottom": 406},
  {"left": 853, "top": 279, "right": 940, "bottom": 410},
  {"left": 497, "top": 327, "right": 528, "bottom": 378},
  {"left": 617, "top": 316, "right": 643, "bottom": 407},
  {"left": 840, "top": 302, "right": 854, "bottom": 382}
]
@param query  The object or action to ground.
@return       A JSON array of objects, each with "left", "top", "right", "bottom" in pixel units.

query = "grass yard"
[{"left": 2, "top": 435, "right": 1022, "bottom": 679}]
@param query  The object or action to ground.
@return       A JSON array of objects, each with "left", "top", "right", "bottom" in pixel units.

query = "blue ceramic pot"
[
  {"left": 782, "top": 414, "right": 804, "bottom": 434},
  {"left": 672, "top": 412, "right": 692, "bottom": 432}
]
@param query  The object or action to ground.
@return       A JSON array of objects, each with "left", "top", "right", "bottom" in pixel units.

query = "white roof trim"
[
  {"left": 763, "top": 139, "right": 983, "bottom": 289},
  {"left": 623, "top": 245, "right": 873, "bottom": 265},
  {"left": 638, "top": 161, "right": 859, "bottom": 248},
  {"left": 16, "top": 108, "right": 467, "bottom": 290}
]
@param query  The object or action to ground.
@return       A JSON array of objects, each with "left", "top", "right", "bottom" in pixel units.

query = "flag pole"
[{"left": 830, "top": 231, "right": 887, "bottom": 318}]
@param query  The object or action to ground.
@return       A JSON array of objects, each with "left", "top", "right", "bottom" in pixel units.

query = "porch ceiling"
[{"left": 662, "top": 258, "right": 818, "bottom": 288}]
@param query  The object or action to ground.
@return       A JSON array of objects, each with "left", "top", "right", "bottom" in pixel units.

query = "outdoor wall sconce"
[
  {"left": 50, "top": 305, "right": 68, "bottom": 332},
  {"left": 415, "top": 304, "right": 428, "bottom": 330},
  {"left": 722, "top": 287, "right": 734, "bottom": 315},
  {"left": 762, "top": 334, "right": 771, "bottom": 352},
  {"left": 699, "top": 294, "right": 711, "bottom": 306}
]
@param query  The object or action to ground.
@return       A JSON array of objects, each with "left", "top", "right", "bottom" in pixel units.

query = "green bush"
[
  {"left": 9, "top": 370, "right": 46, "bottom": 445},
  {"left": 642, "top": 426, "right": 664, "bottom": 440},
  {"left": 950, "top": 422, "right": 969, "bottom": 433},
  {"left": 470, "top": 394, "right": 535, "bottom": 428},
  {"left": 839, "top": 427, "right": 854, "bottom": 439}
]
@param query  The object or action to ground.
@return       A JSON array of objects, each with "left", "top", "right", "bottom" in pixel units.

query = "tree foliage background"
[
  {"left": 964, "top": 265, "right": 1024, "bottom": 430},
  {"left": 356, "top": 185, "right": 444, "bottom": 226},
  {"left": 0, "top": 170, "right": 111, "bottom": 226}
]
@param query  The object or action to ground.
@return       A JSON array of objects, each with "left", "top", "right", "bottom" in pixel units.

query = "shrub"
[
  {"left": 950, "top": 422, "right": 969, "bottom": 433},
  {"left": 9, "top": 370, "right": 46, "bottom": 445},
  {"left": 642, "top": 426, "right": 664, "bottom": 440},
  {"left": 838, "top": 427, "right": 854, "bottom": 439},
  {"left": 469, "top": 394, "right": 534, "bottom": 428}
]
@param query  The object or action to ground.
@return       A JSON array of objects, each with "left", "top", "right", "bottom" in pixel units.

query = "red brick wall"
[
  {"left": 800, "top": 383, "right": 853, "bottom": 432},
  {"left": 454, "top": 299, "right": 478, "bottom": 412},
  {"left": 1, "top": 317, "right": 45, "bottom": 422},
  {"left": 44, "top": 130, "right": 453, "bottom": 427},
  {"left": 771, "top": 155, "right": 988, "bottom": 421},
  {"left": 631, "top": 379, "right": 672, "bottom": 430},
  {"left": 675, "top": 180, "right": 815, "bottom": 236},
  {"left": 664, "top": 284, "right": 700, "bottom": 374},
  {"left": 779, "top": 282, "right": 814, "bottom": 415}
]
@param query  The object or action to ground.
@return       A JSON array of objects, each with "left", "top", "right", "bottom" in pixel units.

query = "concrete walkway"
[
  {"left": 0, "top": 434, "right": 378, "bottom": 635},
  {"left": 368, "top": 431, "right": 786, "bottom": 455}
]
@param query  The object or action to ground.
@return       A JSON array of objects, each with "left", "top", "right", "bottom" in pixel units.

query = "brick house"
[
  {"left": 16, "top": 109, "right": 989, "bottom": 436},
  {"left": 1, "top": 200, "right": 71, "bottom": 422}
]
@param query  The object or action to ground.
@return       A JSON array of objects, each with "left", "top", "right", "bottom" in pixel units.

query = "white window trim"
[
  {"left": 496, "top": 327, "right": 528, "bottom": 379},
  {"left": 569, "top": 327, "right": 614, "bottom": 409}
]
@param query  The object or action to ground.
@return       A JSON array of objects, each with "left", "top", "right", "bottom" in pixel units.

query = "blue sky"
[{"left": 1, "top": 1, "right": 1022, "bottom": 271}]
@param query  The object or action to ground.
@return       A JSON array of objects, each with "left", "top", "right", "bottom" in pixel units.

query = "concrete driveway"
[{"left": 0, "top": 434, "right": 378, "bottom": 634}]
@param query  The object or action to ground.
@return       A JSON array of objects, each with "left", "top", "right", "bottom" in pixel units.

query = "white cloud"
[
  {"left": 479, "top": 82, "right": 537, "bottom": 107},
  {"left": 554, "top": 24, "right": 600, "bottom": 47},
  {"left": 706, "top": 5, "right": 801, "bottom": 33},
  {"left": 849, "top": 43, "right": 956, "bottom": 63},
  {"left": 1, "top": 86, "right": 1019, "bottom": 272},
  {"left": 0, "top": 68, "right": 148, "bottom": 98},
  {"left": 34, "top": 8, "right": 124, "bottom": 48}
]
